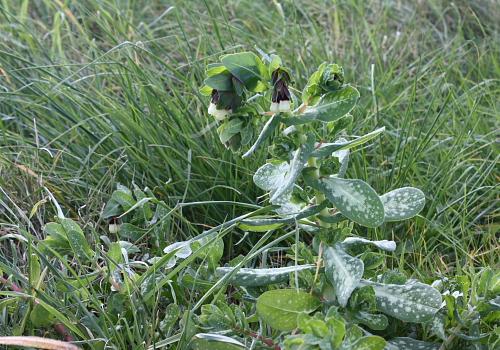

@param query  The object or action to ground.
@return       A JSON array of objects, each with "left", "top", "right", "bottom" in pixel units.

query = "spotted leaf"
[
  {"left": 361, "top": 280, "right": 442, "bottom": 323},
  {"left": 324, "top": 244, "right": 364, "bottom": 307},
  {"left": 256, "top": 289, "right": 320, "bottom": 331},
  {"left": 216, "top": 264, "right": 316, "bottom": 287},
  {"left": 305, "top": 175, "right": 385, "bottom": 228},
  {"left": 253, "top": 161, "right": 288, "bottom": 192},
  {"left": 341, "top": 237, "right": 396, "bottom": 252},
  {"left": 380, "top": 187, "right": 425, "bottom": 222},
  {"left": 253, "top": 134, "right": 315, "bottom": 212},
  {"left": 385, "top": 337, "right": 441, "bottom": 350}
]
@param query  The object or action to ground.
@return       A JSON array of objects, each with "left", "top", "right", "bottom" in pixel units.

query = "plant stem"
[
  {"left": 306, "top": 158, "right": 330, "bottom": 227},
  {"left": 233, "top": 326, "right": 281, "bottom": 350}
]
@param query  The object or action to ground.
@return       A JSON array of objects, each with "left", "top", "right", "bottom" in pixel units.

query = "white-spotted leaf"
[
  {"left": 385, "top": 337, "right": 441, "bottom": 350},
  {"left": 256, "top": 289, "right": 320, "bottom": 331},
  {"left": 190, "top": 333, "right": 245, "bottom": 350},
  {"left": 253, "top": 134, "right": 315, "bottom": 213},
  {"left": 307, "top": 176, "right": 385, "bottom": 228},
  {"left": 341, "top": 237, "right": 397, "bottom": 252},
  {"left": 380, "top": 187, "right": 425, "bottom": 222},
  {"left": 324, "top": 244, "right": 364, "bottom": 307},
  {"left": 253, "top": 162, "right": 288, "bottom": 192},
  {"left": 216, "top": 264, "right": 315, "bottom": 287},
  {"left": 362, "top": 280, "right": 442, "bottom": 323},
  {"left": 270, "top": 134, "right": 315, "bottom": 203}
]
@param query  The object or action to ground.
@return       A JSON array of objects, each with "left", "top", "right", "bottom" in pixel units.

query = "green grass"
[{"left": 0, "top": 0, "right": 498, "bottom": 349}]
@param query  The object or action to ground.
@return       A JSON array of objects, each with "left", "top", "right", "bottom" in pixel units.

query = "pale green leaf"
[
  {"left": 380, "top": 187, "right": 425, "bottom": 222},
  {"left": 216, "top": 264, "right": 315, "bottom": 287},
  {"left": 305, "top": 174, "right": 385, "bottom": 227},
  {"left": 341, "top": 237, "right": 396, "bottom": 252},
  {"left": 324, "top": 244, "right": 364, "bottom": 307},
  {"left": 257, "top": 289, "right": 320, "bottom": 331},
  {"left": 361, "top": 280, "right": 442, "bottom": 323}
]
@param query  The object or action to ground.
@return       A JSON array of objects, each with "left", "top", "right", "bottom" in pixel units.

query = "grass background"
[{"left": 0, "top": 0, "right": 498, "bottom": 348}]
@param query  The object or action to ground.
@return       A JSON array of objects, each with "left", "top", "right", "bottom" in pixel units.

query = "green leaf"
[
  {"left": 253, "top": 134, "right": 315, "bottom": 211},
  {"left": 385, "top": 337, "right": 441, "bottom": 350},
  {"left": 204, "top": 70, "right": 233, "bottom": 91},
  {"left": 30, "top": 304, "right": 57, "bottom": 327},
  {"left": 102, "top": 186, "right": 136, "bottom": 219},
  {"left": 216, "top": 264, "right": 315, "bottom": 287},
  {"left": 361, "top": 280, "right": 442, "bottom": 323},
  {"left": 257, "top": 289, "right": 320, "bottom": 331},
  {"left": 190, "top": 333, "right": 245, "bottom": 350},
  {"left": 269, "top": 134, "right": 315, "bottom": 203},
  {"left": 341, "top": 237, "right": 396, "bottom": 252},
  {"left": 221, "top": 52, "right": 267, "bottom": 92},
  {"left": 218, "top": 118, "right": 243, "bottom": 144},
  {"left": 305, "top": 174, "right": 385, "bottom": 228},
  {"left": 59, "top": 218, "right": 94, "bottom": 262},
  {"left": 311, "top": 127, "right": 385, "bottom": 158},
  {"left": 253, "top": 161, "right": 289, "bottom": 192},
  {"left": 238, "top": 216, "right": 284, "bottom": 232},
  {"left": 286, "top": 86, "right": 360, "bottom": 125},
  {"left": 380, "top": 187, "right": 425, "bottom": 222},
  {"left": 324, "top": 244, "right": 364, "bottom": 307},
  {"left": 242, "top": 114, "right": 281, "bottom": 158}
]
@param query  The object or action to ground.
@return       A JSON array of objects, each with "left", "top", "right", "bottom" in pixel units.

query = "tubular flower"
[
  {"left": 208, "top": 89, "right": 232, "bottom": 121},
  {"left": 270, "top": 69, "right": 291, "bottom": 113},
  {"left": 108, "top": 217, "right": 121, "bottom": 234}
]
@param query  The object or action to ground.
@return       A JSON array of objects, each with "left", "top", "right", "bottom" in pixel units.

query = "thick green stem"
[{"left": 296, "top": 126, "right": 329, "bottom": 227}]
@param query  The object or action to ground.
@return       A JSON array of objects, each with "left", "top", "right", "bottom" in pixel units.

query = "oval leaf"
[
  {"left": 380, "top": 187, "right": 425, "bottom": 222},
  {"left": 362, "top": 280, "right": 442, "bottom": 323},
  {"left": 306, "top": 175, "right": 385, "bottom": 228},
  {"left": 216, "top": 264, "right": 316, "bottom": 287},
  {"left": 253, "top": 162, "right": 288, "bottom": 192},
  {"left": 256, "top": 289, "right": 320, "bottom": 331},
  {"left": 190, "top": 333, "right": 245, "bottom": 350},
  {"left": 324, "top": 244, "right": 364, "bottom": 307}
]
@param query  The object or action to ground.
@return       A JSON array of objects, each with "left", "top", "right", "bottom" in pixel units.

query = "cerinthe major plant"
[{"left": 170, "top": 51, "right": 444, "bottom": 349}]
